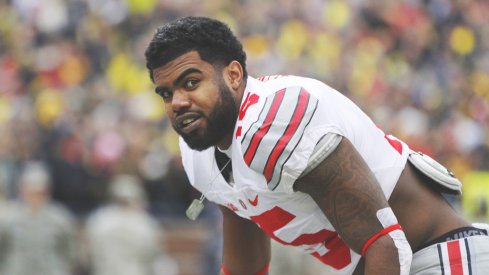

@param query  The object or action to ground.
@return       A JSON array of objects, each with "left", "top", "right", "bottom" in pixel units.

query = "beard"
[{"left": 175, "top": 80, "right": 238, "bottom": 151}]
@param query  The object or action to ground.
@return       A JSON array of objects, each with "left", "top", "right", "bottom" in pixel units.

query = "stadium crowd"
[{"left": 0, "top": 0, "right": 488, "bottom": 274}]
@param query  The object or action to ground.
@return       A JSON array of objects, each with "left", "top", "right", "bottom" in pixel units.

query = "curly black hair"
[{"left": 145, "top": 16, "right": 247, "bottom": 82}]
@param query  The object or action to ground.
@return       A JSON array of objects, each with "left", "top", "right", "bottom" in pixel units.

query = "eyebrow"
[
  {"left": 173, "top": 68, "right": 202, "bottom": 86},
  {"left": 155, "top": 68, "right": 203, "bottom": 95}
]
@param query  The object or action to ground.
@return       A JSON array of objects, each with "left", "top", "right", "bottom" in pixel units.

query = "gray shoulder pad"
[
  {"left": 300, "top": 133, "right": 342, "bottom": 178},
  {"left": 408, "top": 150, "right": 462, "bottom": 195}
]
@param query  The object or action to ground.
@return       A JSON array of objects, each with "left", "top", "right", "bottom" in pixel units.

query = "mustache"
[{"left": 174, "top": 109, "right": 204, "bottom": 117}]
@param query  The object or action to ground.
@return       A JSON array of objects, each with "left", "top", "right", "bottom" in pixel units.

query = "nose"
[{"left": 171, "top": 89, "right": 191, "bottom": 112}]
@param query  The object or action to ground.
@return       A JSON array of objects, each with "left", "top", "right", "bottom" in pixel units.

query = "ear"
[{"left": 224, "top": 60, "right": 244, "bottom": 90}]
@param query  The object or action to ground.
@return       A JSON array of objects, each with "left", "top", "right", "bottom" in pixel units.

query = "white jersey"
[{"left": 180, "top": 75, "right": 409, "bottom": 274}]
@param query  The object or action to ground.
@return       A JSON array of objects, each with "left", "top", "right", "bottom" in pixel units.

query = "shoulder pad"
[
  {"left": 408, "top": 151, "right": 462, "bottom": 194},
  {"left": 240, "top": 86, "right": 319, "bottom": 190}
]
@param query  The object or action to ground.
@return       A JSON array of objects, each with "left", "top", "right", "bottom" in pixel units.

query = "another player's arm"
[
  {"left": 294, "top": 137, "right": 403, "bottom": 274},
  {"left": 219, "top": 206, "right": 271, "bottom": 275}
]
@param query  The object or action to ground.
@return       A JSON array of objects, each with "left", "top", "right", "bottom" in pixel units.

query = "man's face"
[{"left": 152, "top": 51, "right": 239, "bottom": 151}]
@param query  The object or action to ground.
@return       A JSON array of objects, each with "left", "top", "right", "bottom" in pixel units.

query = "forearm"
[
  {"left": 220, "top": 262, "right": 270, "bottom": 275},
  {"left": 220, "top": 206, "right": 271, "bottom": 275},
  {"left": 295, "top": 138, "right": 412, "bottom": 274},
  {"left": 364, "top": 234, "right": 401, "bottom": 274},
  {"left": 221, "top": 242, "right": 270, "bottom": 275},
  {"left": 362, "top": 225, "right": 413, "bottom": 275}
]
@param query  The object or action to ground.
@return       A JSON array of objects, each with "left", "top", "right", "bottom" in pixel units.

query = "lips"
[{"left": 175, "top": 113, "right": 202, "bottom": 134}]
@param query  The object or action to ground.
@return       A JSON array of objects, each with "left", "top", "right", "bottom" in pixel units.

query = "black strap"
[{"left": 416, "top": 226, "right": 488, "bottom": 252}]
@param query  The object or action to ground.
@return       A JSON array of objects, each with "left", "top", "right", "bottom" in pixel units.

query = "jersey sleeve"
[{"left": 240, "top": 86, "right": 323, "bottom": 193}]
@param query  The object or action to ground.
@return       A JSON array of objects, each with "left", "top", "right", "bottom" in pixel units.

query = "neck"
[{"left": 217, "top": 133, "right": 233, "bottom": 151}]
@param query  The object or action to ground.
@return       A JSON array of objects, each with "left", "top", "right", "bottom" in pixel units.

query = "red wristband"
[
  {"left": 221, "top": 262, "right": 270, "bottom": 275},
  {"left": 361, "top": 224, "right": 402, "bottom": 256}
]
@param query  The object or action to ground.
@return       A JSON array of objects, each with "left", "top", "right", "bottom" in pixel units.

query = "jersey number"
[
  {"left": 236, "top": 93, "right": 260, "bottom": 137},
  {"left": 251, "top": 206, "right": 351, "bottom": 269}
]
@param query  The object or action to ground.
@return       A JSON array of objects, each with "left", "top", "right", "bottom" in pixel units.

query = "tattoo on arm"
[{"left": 294, "top": 138, "right": 389, "bottom": 252}]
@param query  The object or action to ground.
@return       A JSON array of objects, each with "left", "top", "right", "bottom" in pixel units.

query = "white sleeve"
[{"left": 240, "top": 86, "right": 326, "bottom": 193}]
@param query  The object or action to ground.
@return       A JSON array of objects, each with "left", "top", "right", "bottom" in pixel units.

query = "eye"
[
  {"left": 160, "top": 90, "right": 173, "bottom": 100},
  {"left": 156, "top": 88, "right": 172, "bottom": 101},
  {"left": 184, "top": 79, "right": 199, "bottom": 90}
]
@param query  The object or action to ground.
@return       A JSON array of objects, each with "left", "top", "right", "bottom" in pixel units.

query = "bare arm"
[
  {"left": 219, "top": 206, "right": 271, "bottom": 275},
  {"left": 294, "top": 137, "right": 401, "bottom": 274}
]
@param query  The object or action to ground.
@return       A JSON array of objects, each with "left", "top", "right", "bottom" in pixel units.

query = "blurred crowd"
[{"left": 0, "top": 0, "right": 488, "bottom": 274}]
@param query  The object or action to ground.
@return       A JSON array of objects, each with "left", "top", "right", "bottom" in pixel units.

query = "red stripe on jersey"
[
  {"left": 384, "top": 134, "right": 403, "bottom": 155},
  {"left": 243, "top": 89, "right": 286, "bottom": 165},
  {"left": 263, "top": 89, "right": 310, "bottom": 182},
  {"left": 447, "top": 240, "right": 464, "bottom": 275},
  {"left": 235, "top": 126, "right": 242, "bottom": 137}
]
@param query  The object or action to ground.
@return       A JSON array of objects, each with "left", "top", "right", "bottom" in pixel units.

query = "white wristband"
[{"left": 377, "top": 208, "right": 413, "bottom": 275}]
